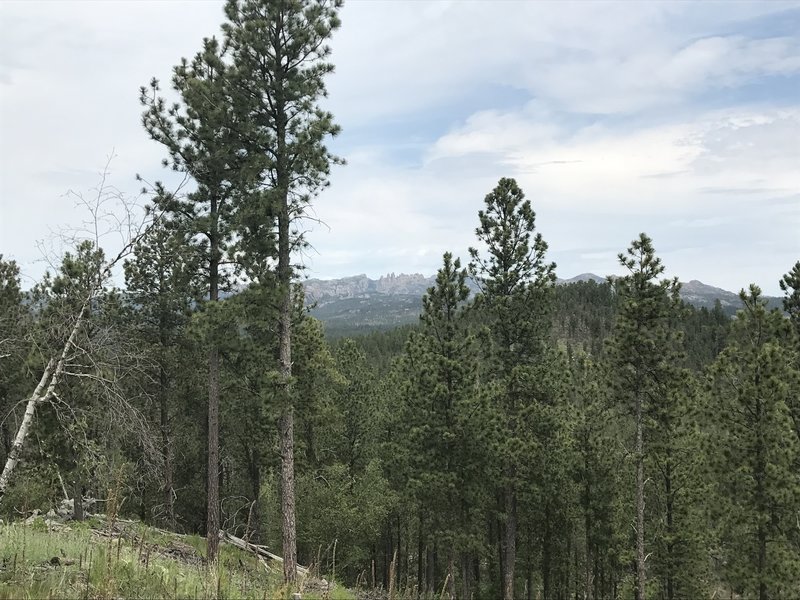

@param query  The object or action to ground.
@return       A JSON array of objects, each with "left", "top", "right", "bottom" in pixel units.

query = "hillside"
[{"left": 0, "top": 513, "right": 349, "bottom": 600}]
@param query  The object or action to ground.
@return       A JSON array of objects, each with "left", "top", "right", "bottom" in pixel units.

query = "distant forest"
[{"left": 2, "top": 1, "right": 799, "bottom": 600}]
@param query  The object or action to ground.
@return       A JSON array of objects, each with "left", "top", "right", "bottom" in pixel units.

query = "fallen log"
[{"left": 219, "top": 530, "right": 309, "bottom": 576}]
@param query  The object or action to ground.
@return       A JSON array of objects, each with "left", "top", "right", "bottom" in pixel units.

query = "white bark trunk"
[{"left": 0, "top": 302, "right": 88, "bottom": 502}]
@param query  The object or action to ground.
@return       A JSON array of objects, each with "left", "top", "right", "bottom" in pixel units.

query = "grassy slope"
[{"left": 0, "top": 516, "right": 352, "bottom": 600}]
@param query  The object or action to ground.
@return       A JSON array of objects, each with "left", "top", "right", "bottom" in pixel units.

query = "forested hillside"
[{"left": 1, "top": 2, "right": 799, "bottom": 600}]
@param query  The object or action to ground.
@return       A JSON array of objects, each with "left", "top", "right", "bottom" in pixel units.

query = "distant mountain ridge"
[
  {"left": 303, "top": 272, "right": 434, "bottom": 304},
  {"left": 304, "top": 272, "right": 608, "bottom": 305},
  {"left": 304, "top": 272, "right": 782, "bottom": 335}
]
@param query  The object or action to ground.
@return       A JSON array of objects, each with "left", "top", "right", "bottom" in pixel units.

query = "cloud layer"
[{"left": 1, "top": 1, "right": 798, "bottom": 294}]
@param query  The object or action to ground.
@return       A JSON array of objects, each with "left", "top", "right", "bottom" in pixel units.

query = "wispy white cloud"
[
  {"left": 0, "top": 0, "right": 798, "bottom": 294},
  {"left": 312, "top": 105, "right": 800, "bottom": 292}
]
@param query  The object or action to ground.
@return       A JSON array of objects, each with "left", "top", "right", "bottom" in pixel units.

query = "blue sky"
[{"left": 1, "top": 0, "right": 798, "bottom": 294}]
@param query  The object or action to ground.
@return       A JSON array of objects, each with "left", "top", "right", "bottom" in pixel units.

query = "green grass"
[{"left": 0, "top": 517, "right": 353, "bottom": 600}]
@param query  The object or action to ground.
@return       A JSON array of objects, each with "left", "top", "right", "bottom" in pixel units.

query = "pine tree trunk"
[
  {"left": 207, "top": 347, "right": 220, "bottom": 559},
  {"left": 278, "top": 205, "right": 297, "bottom": 584},
  {"left": 159, "top": 363, "right": 175, "bottom": 531},
  {"left": 585, "top": 479, "right": 593, "bottom": 600},
  {"left": 461, "top": 552, "right": 472, "bottom": 600},
  {"left": 416, "top": 513, "right": 424, "bottom": 600},
  {"left": 433, "top": 541, "right": 439, "bottom": 595},
  {"left": 246, "top": 447, "right": 261, "bottom": 543},
  {"left": 503, "top": 482, "right": 517, "bottom": 600},
  {"left": 0, "top": 301, "right": 88, "bottom": 502},
  {"left": 664, "top": 460, "right": 674, "bottom": 600},
  {"left": 384, "top": 520, "right": 393, "bottom": 589},
  {"left": 273, "top": 8, "right": 298, "bottom": 581},
  {"left": 397, "top": 514, "right": 403, "bottom": 587},
  {"left": 542, "top": 505, "right": 551, "bottom": 600},
  {"left": 635, "top": 392, "right": 646, "bottom": 600},
  {"left": 426, "top": 544, "right": 434, "bottom": 596},
  {"left": 525, "top": 570, "right": 532, "bottom": 600},
  {"left": 279, "top": 405, "right": 297, "bottom": 583},
  {"left": 73, "top": 476, "right": 84, "bottom": 521},
  {"left": 206, "top": 223, "right": 221, "bottom": 563},
  {"left": 755, "top": 392, "right": 767, "bottom": 600},
  {"left": 494, "top": 517, "right": 503, "bottom": 596},
  {"left": 757, "top": 521, "right": 767, "bottom": 600},
  {"left": 447, "top": 550, "right": 456, "bottom": 600}
]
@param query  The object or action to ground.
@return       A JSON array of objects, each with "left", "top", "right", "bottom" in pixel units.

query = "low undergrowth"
[{"left": 0, "top": 516, "right": 351, "bottom": 600}]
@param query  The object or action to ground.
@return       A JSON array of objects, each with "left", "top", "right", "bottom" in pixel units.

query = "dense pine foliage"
[
  {"left": 3, "top": 221, "right": 798, "bottom": 600},
  {"left": 2, "top": 2, "right": 799, "bottom": 599}
]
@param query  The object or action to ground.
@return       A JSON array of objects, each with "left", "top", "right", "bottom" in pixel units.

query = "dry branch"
[{"left": 219, "top": 530, "right": 309, "bottom": 576}]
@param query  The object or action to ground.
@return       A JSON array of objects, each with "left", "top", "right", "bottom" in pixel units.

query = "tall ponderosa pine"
[
  {"left": 141, "top": 35, "right": 243, "bottom": 561},
  {"left": 708, "top": 286, "right": 800, "bottom": 600},
  {"left": 222, "top": 0, "right": 342, "bottom": 584},
  {"left": 401, "top": 253, "right": 482, "bottom": 598},
  {"left": 606, "top": 233, "right": 682, "bottom": 600},
  {"left": 468, "top": 177, "right": 556, "bottom": 600}
]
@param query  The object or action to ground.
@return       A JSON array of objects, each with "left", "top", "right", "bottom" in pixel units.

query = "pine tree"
[
  {"left": 605, "top": 233, "right": 684, "bottom": 600},
  {"left": 221, "top": 0, "right": 343, "bottom": 584},
  {"left": 400, "top": 252, "right": 483, "bottom": 597},
  {"left": 468, "top": 177, "right": 556, "bottom": 600},
  {"left": 141, "top": 35, "right": 243, "bottom": 561},
  {"left": 708, "top": 286, "right": 800, "bottom": 599}
]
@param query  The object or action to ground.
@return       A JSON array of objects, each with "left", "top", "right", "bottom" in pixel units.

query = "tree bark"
[
  {"left": 584, "top": 464, "right": 593, "bottom": 600},
  {"left": 426, "top": 543, "right": 435, "bottom": 596},
  {"left": 447, "top": 550, "right": 456, "bottom": 600},
  {"left": 245, "top": 446, "right": 262, "bottom": 543},
  {"left": 397, "top": 515, "right": 403, "bottom": 588},
  {"left": 461, "top": 552, "right": 472, "bottom": 600},
  {"left": 503, "top": 482, "right": 517, "bottom": 600},
  {"left": 542, "top": 504, "right": 551, "bottom": 600},
  {"left": 0, "top": 301, "right": 87, "bottom": 502},
  {"left": 279, "top": 405, "right": 297, "bottom": 583},
  {"left": 273, "top": 4, "right": 298, "bottom": 583},
  {"left": 664, "top": 459, "right": 673, "bottom": 600},
  {"left": 159, "top": 362, "right": 175, "bottom": 531},
  {"left": 755, "top": 392, "right": 767, "bottom": 600},
  {"left": 207, "top": 347, "right": 220, "bottom": 560},
  {"left": 635, "top": 392, "right": 646, "bottom": 600},
  {"left": 73, "top": 476, "right": 84, "bottom": 521},
  {"left": 206, "top": 217, "right": 221, "bottom": 563},
  {"left": 417, "top": 513, "right": 424, "bottom": 599},
  {"left": 277, "top": 219, "right": 297, "bottom": 583}
]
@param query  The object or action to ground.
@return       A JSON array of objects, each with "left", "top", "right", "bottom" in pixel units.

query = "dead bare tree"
[{"left": 0, "top": 156, "right": 176, "bottom": 504}]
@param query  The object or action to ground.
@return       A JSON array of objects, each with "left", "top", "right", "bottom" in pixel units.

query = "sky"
[{"left": 1, "top": 1, "right": 798, "bottom": 295}]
